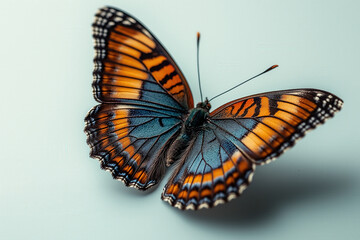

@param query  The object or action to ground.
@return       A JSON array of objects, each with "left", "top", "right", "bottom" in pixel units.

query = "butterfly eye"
[{"left": 206, "top": 102, "right": 211, "bottom": 111}]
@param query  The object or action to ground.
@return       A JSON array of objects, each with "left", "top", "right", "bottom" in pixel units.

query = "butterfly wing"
[
  {"left": 209, "top": 89, "right": 343, "bottom": 165},
  {"left": 92, "top": 6, "right": 193, "bottom": 110},
  {"left": 162, "top": 89, "right": 343, "bottom": 209},
  {"left": 85, "top": 7, "right": 194, "bottom": 190},
  {"left": 162, "top": 129, "right": 255, "bottom": 210},
  {"left": 85, "top": 103, "right": 182, "bottom": 190}
]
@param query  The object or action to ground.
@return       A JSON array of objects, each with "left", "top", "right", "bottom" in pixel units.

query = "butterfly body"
[
  {"left": 184, "top": 105, "right": 209, "bottom": 130},
  {"left": 166, "top": 100, "right": 211, "bottom": 166},
  {"left": 85, "top": 6, "right": 343, "bottom": 210}
]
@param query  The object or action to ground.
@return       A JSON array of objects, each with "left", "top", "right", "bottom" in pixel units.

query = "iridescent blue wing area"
[
  {"left": 85, "top": 7, "right": 194, "bottom": 190},
  {"left": 162, "top": 126, "right": 255, "bottom": 210},
  {"left": 92, "top": 6, "right": 194, "bottom": 110},
  {"left": 162, "top": 89, "right": 343, "bottom": 209},
  {"left": 85, "top": 103, "right": 182, "bottom": 189}
]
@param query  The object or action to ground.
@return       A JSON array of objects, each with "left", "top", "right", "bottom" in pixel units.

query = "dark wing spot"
[{"left": 158, "top": 118, "right": 164, "bottom": 127}]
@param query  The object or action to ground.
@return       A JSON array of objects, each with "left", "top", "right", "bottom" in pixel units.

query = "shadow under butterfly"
[
  {"left": 84, "top": 6, "right": 343, "bottom": 211},
  {"left": 181, "top": 164, "right": 353, "bottom": 224}
]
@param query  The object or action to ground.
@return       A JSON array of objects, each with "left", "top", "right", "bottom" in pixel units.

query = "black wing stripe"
[
  {"left": 96, "top": 84, "right": 172, "bottom": 95},
  {"left": 102, "top": 59, "right": 148, "bottom": 73}
]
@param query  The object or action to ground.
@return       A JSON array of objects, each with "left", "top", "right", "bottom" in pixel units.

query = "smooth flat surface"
[{"left": 0, "top": 0, "right": 359, "bottom": 239}]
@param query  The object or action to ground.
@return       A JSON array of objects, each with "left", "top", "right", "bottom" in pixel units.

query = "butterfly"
[{"left": 85, "top": 6, "right": 343, "bottom": 210}]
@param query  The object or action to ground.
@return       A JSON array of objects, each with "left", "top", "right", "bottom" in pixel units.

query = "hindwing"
[{"left": 85, "top": 103, "right": 182, "bottom": 189}]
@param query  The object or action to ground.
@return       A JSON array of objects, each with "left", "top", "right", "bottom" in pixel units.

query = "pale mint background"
[{"left": 1, "top": 0, "right": 359, "bottom": 239}]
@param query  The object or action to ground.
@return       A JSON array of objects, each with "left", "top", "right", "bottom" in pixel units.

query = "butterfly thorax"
[
  {"left": 185, "top": 107, "right": 209, "bottom": 130},
  {"left": 184, "top": 98, "right": 211, "bottom": 131}
]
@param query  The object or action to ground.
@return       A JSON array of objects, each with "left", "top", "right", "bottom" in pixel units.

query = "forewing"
[
  {"left": 210, "top": 89, "right": 343, "bottom": 164},
  {"left": 85, "top": 102, "right": 182, "bottom": 190},
  {"left": 92, "top": 6, "right": 194, "bottom": 111},
  {"left": 162, "top": 128, "right": 255, "bottom": 210}
]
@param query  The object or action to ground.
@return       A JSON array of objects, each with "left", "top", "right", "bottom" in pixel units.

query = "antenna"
[
  {"left": 196, "top": 32, "right": 203, "bottom": 102},
  {"left": 209, "top": 65, "right": 279, "bottom": 101}
]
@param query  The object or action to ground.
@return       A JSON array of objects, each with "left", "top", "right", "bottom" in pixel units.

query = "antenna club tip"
[
  {"left": 272, "top": 64, "right": 279, "bottom": 69},
  {"left": 197, "top": 32, "right": 200, "bottom": 39}
]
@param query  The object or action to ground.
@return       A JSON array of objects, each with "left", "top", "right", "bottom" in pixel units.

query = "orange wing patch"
[
  {"left": 143, "top": 56, "right": 167, "bottom": 69},
  {"left": 241, "top": 132, "right": 272, "bottom": 158},
  {"left": 258, "top": 97, "right": 271, "bottom": 116},
  {"left": 281, "top": 94, "right": 316, "bottom": 111},
  {"left": 261, "top": 117, "right": 294, "bottom": 137},
  {"left": 277, "top": 101, "right": 310, "bottom": 119},
  {"left": 114, "top": 25, "right": 156, "bottom": 49},
  {"left": 107, "top": 40, "right": 142, "bottom": 58},
  {"left": 274, "top": 110, "right": 302, "bottom": 126},
  {"left": 236, "top": 99, "right": 254, "bottom": 116},
  {"left": 106, "top": 51, "right": 145, "bottom": 70}
]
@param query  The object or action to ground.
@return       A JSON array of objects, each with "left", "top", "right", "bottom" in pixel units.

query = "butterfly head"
[{"left": 196, "top": 97, "right": 211, "bottom": 111}]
